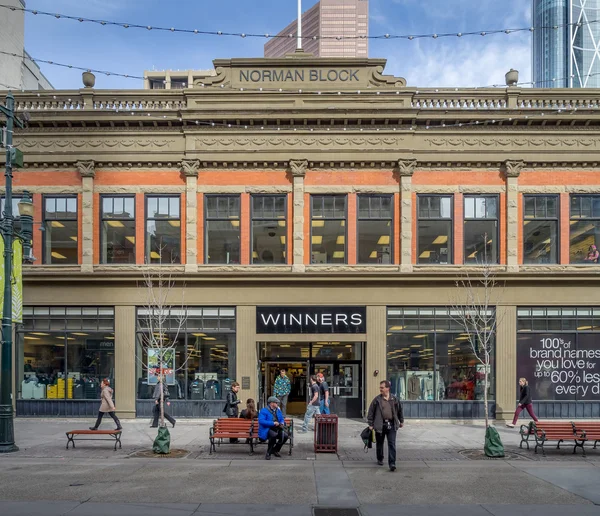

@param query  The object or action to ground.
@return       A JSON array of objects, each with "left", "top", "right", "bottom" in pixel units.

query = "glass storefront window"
[
  {"left": 101, "top": 196, "right": 135, "bottom": 264},
  {"left": 43, "top": 196, "right": 78, "bottom": 264},
  {"left": 311, "top": 342, "right": 361, "bottom": 360},
  {"left": 311, "top": 195, "right": 347, "bottom": 264},
  {"left": 17, "top": 307, "right": 116, "bottom": 401},
  {"left": 570, "top": 195, "right": 600, "bottom": 264},
  {"left": 464, "top": 195, "right": 499, "bottom": 264},
  {"left": 251, "top": 195, "right": 286, "bottom": 264},
  {"left": 523, "top": 195, "right": 559, "bottom": 264},
  {"left": 136, "top": 307, "right": 236, "bottom": 400},
  {"left": 146, "top": 195, "right": 181, "bottom": 264},
  {"left": 205, "top": 195, "right": 241, "bottom": 264},
  {"left": 417, "top": 195, "right": 453, "bottom": 264},
  {"left": 387, "top": 308, "right": 495, "bottom": 402},
  {"left": 357, "top": 195, "right": 393, "bottom": 264},
  {"left": 517, "top": 307, "right": 600, "bottom": 402}
]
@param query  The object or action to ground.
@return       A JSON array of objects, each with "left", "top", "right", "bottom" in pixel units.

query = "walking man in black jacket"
[{"left": 367, "top": 379, "right": 404, "bottom": 472}]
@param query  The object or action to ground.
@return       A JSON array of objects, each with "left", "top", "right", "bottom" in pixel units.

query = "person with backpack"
[{"left": 367, "top": 379, "right": 404, "bottom": 472}]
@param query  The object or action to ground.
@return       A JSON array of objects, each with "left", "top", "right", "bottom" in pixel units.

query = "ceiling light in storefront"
[
  {"left": 336, "top": 235, "right": 345, "bottom": 245},
  {"left": 252, "top": 251, "right": 258, "bottom": 259},
  {"left": 31, "top": 332, "right": 50, "bottom": 336},
  {"left": 278, "top": 221, "right": 286, "bottom": 227},
  {"left": 107, "top": 221, "right": 125, "bottom": 228},
  {"left": 126, "top": 236, "right": 135, "bottom": 244},
  {"left": 215, "top": 344, "right": 226, "bottom": 348},
  {"left": 202, "top": 337, "right": 216, "bottom": 341},
  {"left": 192, "top": 333, "right": 206, "bottom": 337},
  {"left": 280, "top": 236, "right": 286, "bottom": 245},
  {"left": 410, "top": 344, "right": 422, "bottom": 348},
  {"left": 340, "top": 221, "right": 345, "bottom": 227},
  {"left": 333, "top": 251, "right": 345, "bottom": 259},
  {"left": 456, "top": 337, "right": 470, "bottom": 341},
  {"left": 419, "top": 251, "right": 431, "bottom": 259},
  {"left": 70, "top": 236, "right": 78, "bottom": 242},
  {"left": 312, "top": 235, "right": 323, "bottom": 245},
  {"left": 432, "top": 236, "right": 448, "bottom": 245},
  {"left": 150, "top": 251, "right": 161, "bottom": 259},
  {"left": 386, "top": 332, "right": 392, "bottom": 336},
  {"left": 389, "top": 326, "right": 404, "bottom": 330},
  {"left": 169, "top": 221, "right": 181, "bottom": 227},
  {"left": 230, "top": 220, "right": 240, "bottom": 227},
  {"left": 312, "top": 220, "right": 325, "bottom": 228},
  {"left": 413, "top": 335, "right": 427, "bottom": 339},
  {"left": 377, "top": 235, "right": 390, "bottom": 245},
  {"left": 370, "top": 250, "right": 378, "bottom": 259},
  {"left": 51, "top": 221, "right": 65, "bottom": 228},
  {"left": 24, "top": 336, "right": 40, "bottom": 340},
  {"left": 524, "top": 221, "right": 530, "bottom": 225},
  {"left": 71, "top": 333, "right": 88, "bottom": 336},
  {"left": 570, "top": 221, "right": 578, "bottom": 225},
  {"left": 543, "top": 238, "right": 551, "bottom": 244},
  {"left": 51, "top": 252, "right": 67, "bottom": 260},
  {"left": 577, "top": 326, "right": 592, "bottom": 330},
  {"left": 467, "top": 252, "right": 477, "bottom": 259}
]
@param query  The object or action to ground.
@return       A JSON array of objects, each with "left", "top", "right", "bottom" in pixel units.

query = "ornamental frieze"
[
  {"left": 425, "top": 137, "right": 600, "bottom": 148},
  {"left": 16, "top": 139, "right": 177, "bottom": 149},
  {"left": 195, "top": 136, "right": 405, "bottom": 149}
]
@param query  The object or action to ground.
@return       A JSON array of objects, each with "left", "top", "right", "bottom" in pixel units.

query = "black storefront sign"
[
  {"left": 256, "top": 306, "right": 366, "bottom": 334},
  {"left": 85, "top": 339, "right": 115, "bottom": 351},
  {"left": 517, "top": 333, "right": 600, "bottom": 401}
]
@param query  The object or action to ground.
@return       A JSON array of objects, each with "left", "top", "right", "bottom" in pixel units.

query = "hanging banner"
[
  {"left": 0, "top": 238, "right": 24, "bottom": 323},
  {"left": 12, "top": 240, "right": 22, "bottom": 323}
]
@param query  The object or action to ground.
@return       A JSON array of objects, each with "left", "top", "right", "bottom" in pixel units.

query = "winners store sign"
[{"left": 257, "top": 306, "right": 366, "bottom": 334}]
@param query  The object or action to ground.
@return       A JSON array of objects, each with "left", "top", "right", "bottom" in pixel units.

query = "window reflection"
[
  {"left": 43, "top": 196, "right": 78, "bottom": 264},
  {"left": 206, "top": 195, "right": 240, "bottom": 264},
  {"left": 146, "top": 196, "right": 181, "bottom": 264}
]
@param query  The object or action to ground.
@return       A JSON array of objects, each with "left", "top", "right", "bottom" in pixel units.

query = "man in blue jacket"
[{"left": 258, "top": 396, "right": 288, "bottom": 460}]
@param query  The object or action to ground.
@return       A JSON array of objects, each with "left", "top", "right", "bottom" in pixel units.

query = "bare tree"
[
  {"left": 450, "top": 236, "right": 504, "bottom": 428},
  {"left": 137, "top": 248, "right": 187, "bottom": 431}
]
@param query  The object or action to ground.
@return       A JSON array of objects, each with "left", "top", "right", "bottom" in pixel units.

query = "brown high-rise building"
[{"left": 264, "top": 0, "right": 369, "bottom": 58}]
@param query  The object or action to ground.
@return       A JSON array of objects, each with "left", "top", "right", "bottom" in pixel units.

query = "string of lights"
[
  {"left": 0, "top": 2, "right": 596, "bottom": 42},
  {"left": 13, "top": 104, "right": 587, "bottom": 135}
]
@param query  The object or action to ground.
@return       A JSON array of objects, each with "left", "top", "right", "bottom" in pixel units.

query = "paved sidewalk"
[{"left": 1, "top": 418, "right": 599, "bottom": 513}]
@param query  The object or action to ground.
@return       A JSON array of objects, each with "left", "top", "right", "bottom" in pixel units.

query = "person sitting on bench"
[
  {"left": 258, "top": 396, "right": 288, "bottom": 460},
  {"left": 89, "top": 378, "right": 121, "bottom": 431}
]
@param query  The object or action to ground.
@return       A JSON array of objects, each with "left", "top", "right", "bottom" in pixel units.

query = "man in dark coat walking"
[{"left": 367, "top": 379, "right": 404, "bottom": 472}]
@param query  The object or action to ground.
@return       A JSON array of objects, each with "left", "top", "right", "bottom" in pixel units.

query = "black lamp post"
[{"left": 0, "top": 92, "right": 33, "bottom": 453}]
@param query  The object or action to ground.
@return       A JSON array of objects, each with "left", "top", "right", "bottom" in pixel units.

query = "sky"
[{"left": 18, "top": 0, "right": 532, "bottom": 90}]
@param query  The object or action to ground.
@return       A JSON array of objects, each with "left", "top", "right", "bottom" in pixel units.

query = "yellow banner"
[{"left": 0, "top": 238, "right": 24, "bottom": 323}]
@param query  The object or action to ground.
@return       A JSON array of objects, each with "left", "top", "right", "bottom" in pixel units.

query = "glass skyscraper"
[{"left": 532, "top": 0, "right": 600, "bottom": 88}]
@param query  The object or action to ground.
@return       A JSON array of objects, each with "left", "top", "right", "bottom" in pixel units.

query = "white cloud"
[{"left": 383, "top": 36, "right": 531, "bottom": 88}]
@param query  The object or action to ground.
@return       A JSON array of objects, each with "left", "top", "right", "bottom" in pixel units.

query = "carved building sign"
[{"left": 239, "top": 68, "right": 360, "bottom": 84}]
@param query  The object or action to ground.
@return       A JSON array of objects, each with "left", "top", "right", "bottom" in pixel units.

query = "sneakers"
[
  {"left": 265, "top": 453, "right": 271, "bottom": 460},
  {"left": 377, "top": 460, "right": 384, "bottom": 466},
  {"left": 390, "top": 466, "right": 397, "bottom": 472},
  {"left": 506, "top": 423, "right": 515, "bottom": 428}
]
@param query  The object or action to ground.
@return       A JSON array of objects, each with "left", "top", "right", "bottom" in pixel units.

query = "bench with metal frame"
[
  {"left": 66, "top": 429, "right": 122, "bottom": 451},
  {"left": 530, "top": 421, "right": 586, "bottom": 456},
  {"left": 209, "top": 417, "right": 294, "bottom": 456},
  {"left": 573, "top": 421, "right": 600, "bottom": 452}
]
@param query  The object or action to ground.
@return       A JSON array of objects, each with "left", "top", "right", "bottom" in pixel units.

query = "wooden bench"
[
  {"left": 573, "top": 422, "right": 600, "bottom": 451},
  {"left": 209, "top": 417, "right": 294, "bottom": 456},
  {"left": 66, "top": 429, "right": 122, "bottom": 451},
  {"left": 531, "top": 421, "right": 586, "bottom": 456}
]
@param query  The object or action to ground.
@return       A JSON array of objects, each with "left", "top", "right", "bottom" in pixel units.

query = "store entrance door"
[
  {"left": 313, "top": 362, "right": 362, "bottom": 418},
  {"left": 260, "top": 361, "right": 309, "bottom": 416}
]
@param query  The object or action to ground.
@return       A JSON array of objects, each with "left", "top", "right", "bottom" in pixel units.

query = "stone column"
[
  {"left": 398, "top": 158, "right": 416, "bottom": 272},
  {"left": 366, "top": 306, "right": 387, "bottom": 408},
  {"left": 114, "top": 305, "right": 136, "bottom": 419},
  {"left": 504, "top": 160, "right": 523, "bottom": 272},
  {"left": 181, "top": 159, "right": 200, "bottom": 273},
  {"left": 76, "top": 160, "right": 95, "bottom": 273},
  {"left": 495, "top": 305, "right": 517, "bottom": 421},
  {"left": 236, "top": 306, "right": 257, "bottom": 403},
  {"left": 290, "top": 159, "right": 308, "bottom": 273}
]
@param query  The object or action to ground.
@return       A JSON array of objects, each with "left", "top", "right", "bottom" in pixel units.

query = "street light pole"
[
  {"left": 0, "top": 92, "right": 32, "bottom": 453},
  {"left": 0, "top": 91, "right": 18, "bottom": 453}
]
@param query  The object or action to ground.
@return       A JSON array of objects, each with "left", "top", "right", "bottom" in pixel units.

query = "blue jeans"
[
  {"left": 319, "top": 400, "right": 330, "bottom": 415},
  {"left": 301, "top": 404, "right": 321, "bottom": 431}
]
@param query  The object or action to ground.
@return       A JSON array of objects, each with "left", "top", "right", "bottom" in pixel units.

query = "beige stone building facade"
[{"left": 3, "top": 53, "right": 600, "bottom": 421}]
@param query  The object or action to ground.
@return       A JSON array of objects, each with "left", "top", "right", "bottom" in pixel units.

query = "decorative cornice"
[
  {"left": 504, "top": 159, "right": 525, "bottom": 178},
  {"left": 180, "top": 159, "right": 200, "bottom": 178},
  {"left": 289, "top": 158, "right": 308, "bottom": 178},
  {"left": 397, "top": 158, "right": 417, "bottom": 177},
  {"left": 76, "top": 160, "right": 95, "bottom": 179}
]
